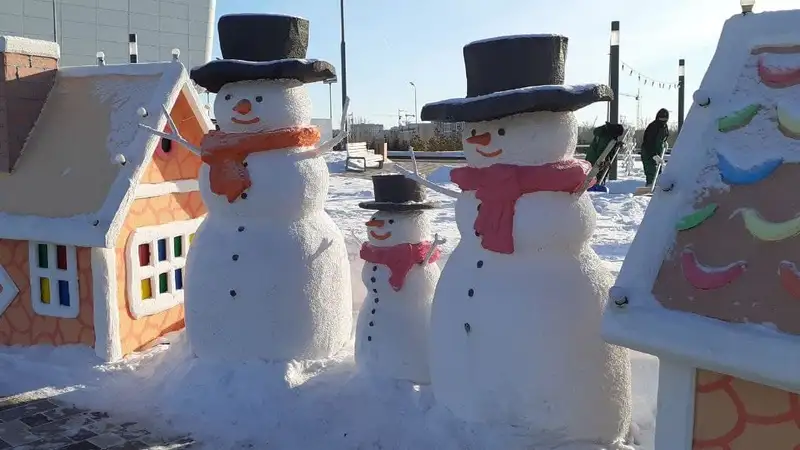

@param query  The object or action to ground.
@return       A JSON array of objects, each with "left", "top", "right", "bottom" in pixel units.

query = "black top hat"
[
  {"left": 190, "top": 14, "right": 336, "bottom": 93},
  {"left": 421, "top": 35, "right": 613, "bottom": 123},
  {"left": 358, "top": 175, "right": 438, "bottom": 211}
]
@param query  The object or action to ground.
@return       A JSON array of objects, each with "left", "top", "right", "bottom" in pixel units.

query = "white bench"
[{"left": 345, "top": 142, "right": 385, "bottom": 172}]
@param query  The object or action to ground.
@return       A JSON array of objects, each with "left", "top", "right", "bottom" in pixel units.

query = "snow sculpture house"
[
  {"left": 603, "top": 10, "right": 800, "bottom": 449},
  {"left": 0, "top": 36, "right": 211, "bottom": 362}
]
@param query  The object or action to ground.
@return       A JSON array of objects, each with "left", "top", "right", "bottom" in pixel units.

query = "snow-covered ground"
[{"left": 0, "top": 152, "right": 659, "bottom": 450}]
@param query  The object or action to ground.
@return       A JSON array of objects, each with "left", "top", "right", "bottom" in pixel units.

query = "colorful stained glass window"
[
  {"left": 141, "top": 278, "right": 152, "bottom": 299},
  {"left": 175, "top": 268, "right": 183, "bottom": 290},
  {"left": 58, "top": 280, "right": 70, "bottom": 306},
  {"left": 40, "top": 278, "right": 50, "bottom": 303},
  {"left": 157, "top": 239, "right": 167, "bottom": 261},
  {"left": 138, "top": 244, "right": 150, "bottom": 266},
  {"left": 37, "top": 244, "right": 48, "bottom": 269},
  {"left": 158, "top": 273, "right": 168, "bottom": 294},
  {"left": 56, "top": 245, "right": 67, "bottom": 270},
  {"left": 173, "top": 236, "right": 183, "bottom": 257}
]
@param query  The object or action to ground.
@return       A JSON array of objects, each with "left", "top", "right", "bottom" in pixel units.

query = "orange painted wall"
[
  {"left": 115, "top": 189, "right": 206, "bottom": 355},
  {"left": 140, "top": 91, "right": 203, "bottom": 183},
  {"left": 0, "top": 240, "right": 94, "bottom": 346}
]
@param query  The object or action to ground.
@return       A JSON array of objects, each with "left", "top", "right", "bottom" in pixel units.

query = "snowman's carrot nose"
[
  {"left": 466, "top": 132, "right": 491, "bottom": 146},
  {"left": 233, "top": 99, "right": 252, "bottom": 115},
  {"left": 366, "top": 219, "right": 385, "bottom": 227}
]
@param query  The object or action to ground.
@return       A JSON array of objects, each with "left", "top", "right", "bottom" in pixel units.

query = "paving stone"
[
  {"left": 114, "top": 423, "right": 150, "bottom": 441},
  {"left": 43, "top": 405, "right": 88, "bottom": 422},
  {"left": 0, "top": 419, "right": 40, "bottom": 446},
  {"left": 0, "top": 400, "right": 58, "bottom": 422},
  {"left": 0, "top": 438, "right": 10, "bottom": 449},
  {"left": 86, "top": 432, "right": 126, "bottom": 449},
  {"left": 11, "top": 433, "right": 72, "bottom": 450},
  {"left": 69, "top": 429, "right": 98, "bottom": 442},
  {"left": 28, "top": 414, "right": 96, "bottom": 441},
  {"left": 20, "top": 413, "right": 52, "bottom": 427},
  {"left": 105, "top": 441, "right": 149, "bottom": 450},
  {"left": 61, "top": 441, "right": 101, "bottom": 450}
]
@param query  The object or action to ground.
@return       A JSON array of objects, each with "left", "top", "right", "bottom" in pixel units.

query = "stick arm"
[
  {"left": 137, "top": 105, "right": 200, "bottom": 155},
  {"left": 310, "top": 97, "right": 351, "bottom": 156},
  {"left": 422, "top": 233, "right": 447, "bottom": 264},
  {"left": 395, "top": 164, "right": 461, "bottom": 198}
]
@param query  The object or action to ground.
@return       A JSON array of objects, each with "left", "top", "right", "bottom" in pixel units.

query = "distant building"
[
  {"left": 349, "top": 123, "right": 384, "bottom": 142},
  {"left": 434, "top": 121, "right": 466, "bottom": 136},
  {"left": 0, "top": 0, "right": 216, "bottom": 69}
]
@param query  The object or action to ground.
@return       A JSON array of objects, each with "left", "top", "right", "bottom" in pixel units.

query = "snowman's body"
[
  {"left": 355, "top": 211, "right": 439, "bottom": 384},
  {"left": 428, "top": 111, "right": 631, "bottom": 446},
  {"left": 185, "top": 79, "right": 352, "bottom": 361}
]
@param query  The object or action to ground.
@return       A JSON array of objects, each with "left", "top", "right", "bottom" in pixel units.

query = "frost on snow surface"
[{"left": 0, "top": 152, "right": 657, "bottom": 450}]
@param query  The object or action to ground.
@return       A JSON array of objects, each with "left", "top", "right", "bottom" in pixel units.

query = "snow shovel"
[
  {"left": 577, "top": 127, "right": 627, "bottom": 195},
  {"left": 634, "top": 147, "right": 669, "bottom": 196}
]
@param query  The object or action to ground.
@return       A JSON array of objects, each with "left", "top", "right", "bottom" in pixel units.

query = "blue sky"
[{"left": 210, "top": 0, "right": 796, "bottom": 128}]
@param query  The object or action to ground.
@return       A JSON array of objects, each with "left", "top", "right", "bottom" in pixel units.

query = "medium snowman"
[
  {"left": 398, "top": 35, "right": 633, "bottom": 449},
  {"left": 354, "top": 175, "right": 442, "bottom": 385},
  {"left": 141, "top": 14, "right": 352, "bottom": 362}
]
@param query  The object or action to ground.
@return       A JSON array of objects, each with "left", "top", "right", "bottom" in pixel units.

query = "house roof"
[
  {"left": 602, "top": 9, "right": 800, "bottom": 394},
  {"left": 0, "top": 61, "right": 212, "bottom": 249}
]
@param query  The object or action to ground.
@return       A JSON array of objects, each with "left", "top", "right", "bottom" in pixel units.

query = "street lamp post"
[
  {"left": 608, "top": 21, "right": 621, "bottom": 181},
  {"left": 409, "top": 81, "right": 418, "bottom": 132},
  {"left": 324, "top": 77, "right": 337, "bottom": 122},
  {"left": 340, "top": 0, "right": 348, "bottom": 149},
  {"left": 678, "top": 59, "right": 686, "bottom": 133}
]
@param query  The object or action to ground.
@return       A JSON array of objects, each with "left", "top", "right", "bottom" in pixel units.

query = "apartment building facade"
[{"left": 0, "top": 0, "right": 215, "bottom": 69}]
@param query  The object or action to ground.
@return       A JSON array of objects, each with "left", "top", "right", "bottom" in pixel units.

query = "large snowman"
[
  {"left": 178, "top": 14, "right": 351, "bottom": 361},
  {"left": 354, "top": 175, "right": 441, "bottom": 384},
  {"left": 400, "top": 35, "right": 632, "bottom": 448}
]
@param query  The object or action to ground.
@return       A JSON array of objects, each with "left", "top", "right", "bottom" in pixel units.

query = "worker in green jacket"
[
  {"left": 640, "top": 109, "right": 670, "bottom": 186},
  {"left": 585, "top": 122, "right": 625, "bottom": 185}
]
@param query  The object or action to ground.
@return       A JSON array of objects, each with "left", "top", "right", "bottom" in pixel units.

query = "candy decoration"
[
  {"left": 676, "top": 204, "right": 718, "bottom": 231},
  {"left": 779, "top": 261, "right": 800, "bottom": 299},
  {"left": 717, "top": 104, "right": 761, "bottom": 132},
  {"left": 757, "top": 57, "right": 800, "bottom": 88},
  {"left": 777, "top": 102, "right": 800, "bottom": 140},
  {"left": 751, "top": 44, "right": 800, "bottom": 55},
  {"left": 716, "top": 153, "right": 782, "bottom": 185},
  {"left": 681, "top": 248, "right": 746, "bottom": 291},
  {"left": 730, "top": 207, "right": 800, "bottom": 241}
]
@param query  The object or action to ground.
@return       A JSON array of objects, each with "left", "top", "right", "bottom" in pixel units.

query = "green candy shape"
[
  {"left": 718, "top": 104, "right": 761, "bottom": 132},
  {"left": 676, "top": 203, "right": 718, "bottom": 231}
]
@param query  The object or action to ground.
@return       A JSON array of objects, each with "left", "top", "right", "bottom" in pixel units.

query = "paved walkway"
[{"left": 0, "top": 393, "right": 195, "bottom": 450}]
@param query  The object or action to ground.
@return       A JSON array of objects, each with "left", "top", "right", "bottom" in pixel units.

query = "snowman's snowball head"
[
  {"left": 365, "top": 210, "right": 431, "bottom": 247},
  {"left": 214, "top": 79, "right": 312, "bottom": 133},
  {"left": 461, "top": 111, "right": 578, "bottom": 168}
]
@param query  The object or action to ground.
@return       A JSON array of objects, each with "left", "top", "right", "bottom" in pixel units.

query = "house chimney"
[{"left": 0, "top": 36, "right": 59, "bottom": 173}]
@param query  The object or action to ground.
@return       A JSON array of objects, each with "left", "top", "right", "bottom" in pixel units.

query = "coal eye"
[
  {"left": 388, "top": 220, "right": 394, "bottom": 224},
  {"left": 498, "top": 128, "right": 506, "bottom": 136},
  {"left": 255, "top": 96, "right": 263, "bottom": 103},
  {"left": 224, "top": 94, "right": 231, "bottom": 100},
  {"left": 470, "top": 129, "right": 477, "bottom": 137}
]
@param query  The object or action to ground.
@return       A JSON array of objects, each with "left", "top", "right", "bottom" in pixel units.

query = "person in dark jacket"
[
  {"left": 585, "top": 122, "right": 625, "bottom": 183},
  {"left": 640, "top": 108, "right": 670, "bottom": 186}
]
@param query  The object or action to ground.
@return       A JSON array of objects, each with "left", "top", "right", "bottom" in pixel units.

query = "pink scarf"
[
  {"left": 450, "top": 160, "right": 592, "bottom": 254},
  {"left": 360, "top": 241, "right": 441, "bottom": 291}
]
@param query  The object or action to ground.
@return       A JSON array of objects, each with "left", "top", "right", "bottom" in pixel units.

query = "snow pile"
[{"left": 0, "top": 154, "right": 658, "bottom": 449}]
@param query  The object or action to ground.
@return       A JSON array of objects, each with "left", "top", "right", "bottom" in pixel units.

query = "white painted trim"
[
  {"left": 125, "top": 218, "right": 203, "bottom": 319},
  {"left": 654, "top": 359, "right": 696, "bottom": 450},
  {"left": 135, "top": 180, "right": 200, "bottom": 199},
  {"left": 0, "top": 36, "right": 60, "bottom": 59},
  {"left": 603, "top": 303, "right": 800, "bottom": 394},
  {"left": 90, "top": 247, "right": 122, "bottom": 362},
  {"left": 181, "top": 79, "right": 214, "bottom": 133},
  {"left": 0, "top": 263, "right": 19, "bottom": 315},
  {"left": 28, "top": 242, "right": 80, "bottom": 319}
]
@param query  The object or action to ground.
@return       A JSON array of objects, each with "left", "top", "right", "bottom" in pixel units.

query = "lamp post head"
[
  {"left": 741, "top": 0, "right": 755, "bottom": 14},
  {"left": 171, "top": 48, "right": 180, "bottom": 61},
  {"left": 324, "top": 76, "right": 338, "bottom": 85}
]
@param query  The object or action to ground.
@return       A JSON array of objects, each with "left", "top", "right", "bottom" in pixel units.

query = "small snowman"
[
  {"left": 398, "top": 35, "right": 633, "bottom": 448},
  {"left": 355, "top": 175, "right": 442, "bottom": 385},
  {"left": 140, "top": 14, "right": 352, "bottom": 361}
]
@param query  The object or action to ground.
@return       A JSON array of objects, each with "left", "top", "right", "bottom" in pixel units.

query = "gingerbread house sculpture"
[
  {"left": 0, "top": 36, "right": 211, "bottom": 362},
  {"left": 603, "top": 9, "right": 800, "bottom": 450}
]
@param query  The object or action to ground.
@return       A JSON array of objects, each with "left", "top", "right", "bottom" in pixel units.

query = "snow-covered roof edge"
[
  {"left": 0, "top": 36, "right": 60, "bottom": 59},
  {"left": 602, "top": 8, "right": 800, "bottom": 392},
  {"left": 103, "top": 62, "right": 198, "bottom": 248},
  {"left": 0, "top": 62, "right": 202, "bottom": 249}
]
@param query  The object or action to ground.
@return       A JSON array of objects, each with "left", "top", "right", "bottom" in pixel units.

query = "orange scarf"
[{"left": 200, "top": 126, "right": 321, "bottom": 202}]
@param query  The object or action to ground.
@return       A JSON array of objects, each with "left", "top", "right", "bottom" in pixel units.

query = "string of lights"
[{"left": 621, "top": 61, "right": 680, "bottom": 90}]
